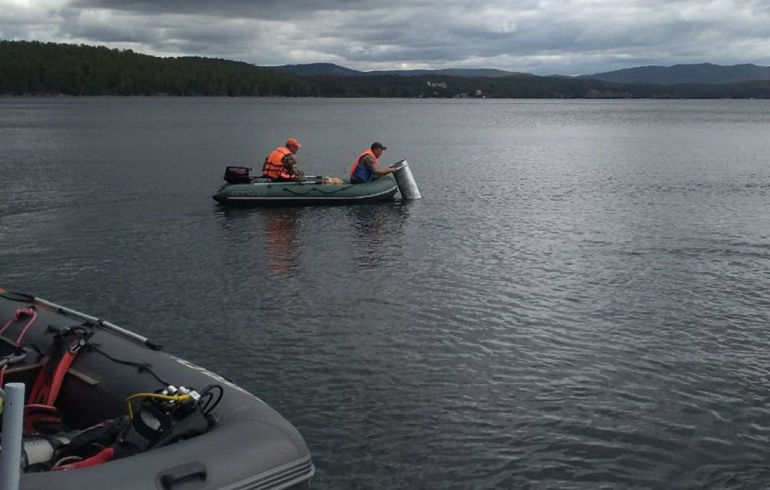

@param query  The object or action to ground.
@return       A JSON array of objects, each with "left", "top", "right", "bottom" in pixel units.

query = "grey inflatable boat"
[{"left": 0, "top": 288, "right": 314, "bottom": 490}]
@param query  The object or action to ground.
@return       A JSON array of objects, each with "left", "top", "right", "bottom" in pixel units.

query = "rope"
[
  {"left": 283, "top": 184, "right": 352, "bottom": 197},
  {"left": 0, "top": 307, "right": 38, "bottom": 385}
]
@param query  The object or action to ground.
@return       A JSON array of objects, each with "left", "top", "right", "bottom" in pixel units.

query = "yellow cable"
[{"left": 126, "top": 392, "right": 192, "bottom": 419}]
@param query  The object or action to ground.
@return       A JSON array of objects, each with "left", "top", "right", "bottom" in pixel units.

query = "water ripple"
[{"left": 3, "top": 99, "right": 770, "bottom": 489}]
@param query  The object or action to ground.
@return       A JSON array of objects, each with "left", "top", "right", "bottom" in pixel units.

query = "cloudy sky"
[{"left": 2, "top": 0, "right": 770, "bottom": 75}]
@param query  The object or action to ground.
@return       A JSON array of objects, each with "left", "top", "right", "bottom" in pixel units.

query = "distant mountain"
[
  {"left": 580, "top": 63, "right": 770, "bottom": 85},
  {"left": 271, "top": 62, "right": 770, "bottom": 84},
  {"left": 269, "top": 63, "right": 363, "bottom": 77},
  {"left": 269, "top": 63, "right": 517, "bottom": 78},
  {"left": 372, "top": 68, "right": 516, "bottom": 77}
]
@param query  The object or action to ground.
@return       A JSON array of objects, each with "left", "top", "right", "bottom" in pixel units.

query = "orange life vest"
[
  {"left": 262, "top": 147, "right": 294, "bottom": 179},
  {"left": 350, "top": 149, "right": 379, "bottom": 182}
]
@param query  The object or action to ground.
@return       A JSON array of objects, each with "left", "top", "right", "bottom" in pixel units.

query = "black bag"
[{"left": 223, "top": 166, "right": 252, "bottom": 184}]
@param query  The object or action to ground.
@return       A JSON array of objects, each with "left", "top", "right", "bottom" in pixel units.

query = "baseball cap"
[
  {"left": 286, "top": 138, "right": 302, "bottom": 147},
  {"left": 371, "top": 142, "right": 387, "bottom": 150}
]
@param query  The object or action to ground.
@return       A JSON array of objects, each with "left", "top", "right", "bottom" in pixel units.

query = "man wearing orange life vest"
[
  {"left": 262, "top": 138, "right": 306, "bottom": 182},
  {"left": 350, "top": 142, "right": 396, "bottom": 184}
]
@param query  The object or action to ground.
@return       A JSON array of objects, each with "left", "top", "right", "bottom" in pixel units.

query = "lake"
[{"left": 1, "top": 97, "right": 769, "bottom": 489}]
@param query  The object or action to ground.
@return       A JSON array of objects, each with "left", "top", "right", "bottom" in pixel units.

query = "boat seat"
[{"left": 4, "top": 362, "right": 99, "bottom": 387}]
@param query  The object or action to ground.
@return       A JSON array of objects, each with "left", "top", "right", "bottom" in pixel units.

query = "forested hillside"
[
  {"left": 581, "top": 63, "right": 770, "bottom": 85},
  {"left": 3, "top": 41, "right": 770, "bottom": 99},
  {"left": 0, "top": 41, "right": 316, "bottom": 96}
]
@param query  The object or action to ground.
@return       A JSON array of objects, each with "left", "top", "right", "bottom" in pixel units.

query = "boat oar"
[
  {"left": 302, "top": 175, "right": 324, "bottom": 184},
  {"left": 33, "top": 296, "right": 162, "bottom": 351},
  {"left": 0, "top": 290, "right": 161, "bottom": 351}
]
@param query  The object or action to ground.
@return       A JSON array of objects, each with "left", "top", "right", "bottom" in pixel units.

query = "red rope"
[{"left": 0, "top": 307, "right": 38, "bottom": 385}]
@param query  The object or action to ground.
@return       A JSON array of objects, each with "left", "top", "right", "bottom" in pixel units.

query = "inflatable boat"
[
  {"left": 0, "top": 288, "right": 314, "bottom": 490},
  {"left": 212, "top": 161, "right": 420, "bottom": 206}
]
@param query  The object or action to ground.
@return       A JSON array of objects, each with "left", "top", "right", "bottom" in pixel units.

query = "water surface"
[{"left": 1, "top": 98, "right": 770, "bottom": 489}]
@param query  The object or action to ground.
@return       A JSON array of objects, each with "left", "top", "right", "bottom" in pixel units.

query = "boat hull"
[
  {"left": 0, "top": 289, "right": 314, "bottom": 490},
  {"left": 213, "top": 176, "right": 399, "bottom": 206}
]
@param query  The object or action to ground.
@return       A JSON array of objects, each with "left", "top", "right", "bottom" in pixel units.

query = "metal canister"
[{"left": 391, "top": 160, "right": 422, "bottom": 200}]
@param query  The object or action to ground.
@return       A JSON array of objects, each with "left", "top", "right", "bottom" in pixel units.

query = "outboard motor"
[
  {"left": 391, "top": 160, "right": 421, "bottom": 200},
  {"left": 223, "top": 166, "right": 252, "bottom": 184}
]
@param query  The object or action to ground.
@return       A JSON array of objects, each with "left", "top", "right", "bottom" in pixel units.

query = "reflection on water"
[
  {"left": 215, "top": 201, "right": 414, "bottom": 276},
  {"left": 346, "top": 203, "right": 411, "bottom": 270},
  {"left": 263, "top": 210, "right": 302, "bottom": 275},
  {"left": 216, "top": 206, "right": 306, "bottom": 277}
]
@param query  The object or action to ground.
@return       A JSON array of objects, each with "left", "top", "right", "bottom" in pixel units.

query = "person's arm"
[
  {"left": 362, "top": 156, "right": 395, "bottom": 176},
  {"left": 282, "top": 154, "right": 306, "bottom": 182},
  {"left": 374, "top": 166, "right": 396, "bottom": 176}
]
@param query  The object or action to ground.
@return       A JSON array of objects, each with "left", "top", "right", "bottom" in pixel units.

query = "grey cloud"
[
  {"left": 2, "top": 0, "right": 770, "bottom": 74},
  {"left": 69, "top": 0, "right": 376, "bottom": 20}
]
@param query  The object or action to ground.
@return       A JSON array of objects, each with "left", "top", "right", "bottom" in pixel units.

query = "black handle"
[{"left": 157, "top": 462, "right": 208, "bottom": 490}]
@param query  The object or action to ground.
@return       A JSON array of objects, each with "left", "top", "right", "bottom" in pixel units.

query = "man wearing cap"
[
  {"left": 262, "top": 138, "right": 306, "bottom": 182},
  {"left": 349, "top": 142, "right": 396, "bottom": 184}
]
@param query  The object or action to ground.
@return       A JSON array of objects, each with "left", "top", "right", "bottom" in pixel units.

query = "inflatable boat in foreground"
[
  {"left": 212, "top": 160, "right": 421, "bottom": 206},
  {"left": 0, "top": 288, "right": 314, "bottom": 490}
]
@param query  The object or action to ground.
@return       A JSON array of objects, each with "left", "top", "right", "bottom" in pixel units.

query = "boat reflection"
[
  {"left": 215, "top": 201, "right": 415, "bottom": 275},
  {"left": 216, "top": 206, "right": 305, "bottom": 277},
  {"left": 263, "top": 209, "right": 301, "bottom": 275}
]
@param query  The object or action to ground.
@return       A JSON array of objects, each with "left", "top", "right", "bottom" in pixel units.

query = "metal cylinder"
[
  {"left": 391, "top": 160, "right": 422, "bottom": 200},
  {"left": 1, "top": 383, "right": 25, "bottom": 490}
]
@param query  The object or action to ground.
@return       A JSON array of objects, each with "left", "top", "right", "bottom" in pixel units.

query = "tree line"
[
  {"left": 0, "top": 41, "right": 316, "bottom": 96},
  {"left": 3, "top": 40, "right": 770, "bottom": 99}
]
